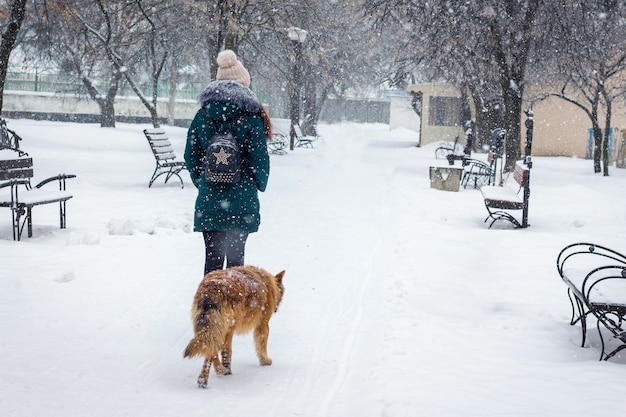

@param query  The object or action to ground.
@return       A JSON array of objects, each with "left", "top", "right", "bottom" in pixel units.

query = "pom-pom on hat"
[{"left": 216, "top": 50, "right": 251, "bottom": 88}]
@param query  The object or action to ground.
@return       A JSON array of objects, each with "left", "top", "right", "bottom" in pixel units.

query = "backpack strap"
[
  {"left": 201, "top": 107, "right": 247, "bottom": 134},
  {"left": 201, "top": 108, "right": 216, "bottom": 131}
]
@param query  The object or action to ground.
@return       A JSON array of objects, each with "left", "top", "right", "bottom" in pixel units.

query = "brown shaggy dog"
[{"left": 184, "top": 266, "right": 285, "bottom": 388}]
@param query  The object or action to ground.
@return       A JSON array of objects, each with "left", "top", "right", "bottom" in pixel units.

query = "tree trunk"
[
  {"left": 459, "top": 87, "right": 472, "bottom": 126},
  {"left": 491, "top": 0, "right": 538, "bottom": 172},
  {"left": 602, "top": 98, "right": 612, "bottom": 176},
  {"left": 301, "top": 67, "right": 318, "bottom": 136},
  {"left": 81, "top": 70, "right": 120, "bottom": 128},
  {"left": 0, "top": 0, "right": 27, "bottom": 114},
  {"left": 168, "top": 61, "right": 178, "bottom": 126},
  {"left": 503, "top": 83, "right": 523, "bottom": 171},
  {"left": 591, "top": 93, "right": 602, "bottom": 173},
  {"left": 150, "top": 107, "right": 160, "bottom": 128},
  {"left": 99, "top": 99, "right": 116, "bottom": 128}
]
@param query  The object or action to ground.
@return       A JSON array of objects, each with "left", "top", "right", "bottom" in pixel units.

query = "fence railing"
[
  {"left": 5, "top": 72, "right": 392, "bottom": 125},
  {"left": 5, "top": 71, "right": 209, "bottom": 101}
]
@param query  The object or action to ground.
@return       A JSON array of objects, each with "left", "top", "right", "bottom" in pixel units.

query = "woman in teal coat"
[{"left": 184, "top": 50, "right": 270, "bottom": 275}]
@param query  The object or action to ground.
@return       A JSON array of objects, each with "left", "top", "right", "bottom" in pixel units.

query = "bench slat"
[
  {"left": 0, "top": 189, "right": 73, "bottom": 207},
  {"left": 155, "top": 154, "right": 176, "bottom": 161},
  {"left": 147, "top": 137, "right": 171, "bottom": 144},
  {"left": 144, "top": 128, "right": 167, "bottom": 135},
  {"left": 0, "top": 167, "right": 33, "bottom": 181},
  {"left": 0, "top": 157, "right": 32, "bottom": 170},
  {"left": 480, "top": 186, "right": 523, "bottom": 204},
  {"left": 513, "top": 162, "right": 529, "bottom": 186},
  {"left": 151, "top": 145, "right": 175, "bottom": 153}
]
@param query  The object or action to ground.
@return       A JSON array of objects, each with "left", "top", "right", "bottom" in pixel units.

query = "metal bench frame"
[
  {"left": 462, "top": 147, "right": 502, "bottom": 189},
  {"left": 143, "top": 128, "right": 187, "bottom": 188},
  {"left": 293, "top": 125, "right": 318, "bottom": 148},
  {"left": 0, "top": 118, "right": 27, "bottom": 156},
  {"left": 434, "top": 134, "right": 461, "bottom": 160},
  {"left": 268, "top": 133, "right": 288, "bottom": 155},
  {"left": 556, "top": 243, "right": 626, "bottom": 361}
]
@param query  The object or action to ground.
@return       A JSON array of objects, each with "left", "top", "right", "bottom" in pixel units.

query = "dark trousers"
[{"left": 202, "top": 231, "right": 249, "bottom": 275}]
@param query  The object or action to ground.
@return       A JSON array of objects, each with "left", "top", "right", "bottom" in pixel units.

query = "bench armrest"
[
  {"left": 0, "top": 178, "right": 30, "bottom": 190},
  {"left": 34, "top": 174, "right": 77, "bottom": 190},
  {"left": 557, "top": 243, "right": 626, "bottom": 306}
]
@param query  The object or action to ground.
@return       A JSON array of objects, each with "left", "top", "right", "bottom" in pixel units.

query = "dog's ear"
[{"left": 275, "top": 270, "right": 285, "bottom": 282}]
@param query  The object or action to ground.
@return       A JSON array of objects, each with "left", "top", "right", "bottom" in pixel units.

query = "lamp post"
[{"left": 287, "top": 27, "right": 307, "bottom": 150}]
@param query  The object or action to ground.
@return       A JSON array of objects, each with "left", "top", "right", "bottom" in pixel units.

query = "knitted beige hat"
[{"left": 216, "top": 50, "right": 251, "bottom": 88}]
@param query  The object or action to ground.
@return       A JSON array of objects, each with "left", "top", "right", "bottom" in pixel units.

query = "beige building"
[
  {"left": 405, "top": 83, "right": 465, "bottom": 146},
  {"left": 404, "top": 83, "right": 626, "bottom": 161}
]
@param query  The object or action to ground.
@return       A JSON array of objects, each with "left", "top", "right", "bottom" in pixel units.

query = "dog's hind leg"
[
  {"left": 217, "top": 330, "right": 234, "bottom": 375},
  {"left": 254, "top": 319, "right": 272, "bottom": 366},
  {"left": 211, "top": 348, "right": 230, "bottom": 376},
  {"left": 197, "top": 357, "right": 213, "bottom": 388}
]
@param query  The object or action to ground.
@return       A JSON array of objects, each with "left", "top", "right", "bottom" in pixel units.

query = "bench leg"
[
  {"left": 27, "top": 207, "right": 33, "bottom": 238},
  {"left": 567, "top": 289, "right": 588, "bottom": 347},
  {"left": 149, "top": 165, "right": 161, "bottom": 188},
  {"left": 484, "top": 207, "right": 523, "bottom": 229},
  {"left": 11, "top": 206, "right": 31, "bottom": 240},
  {"left": 603, "top": 343, "right": 626, "bottom": 361},
  {"left": 149, "top": 164, "right": 184, "bottom": 188},
  {"left": 10, "top": 206, "right": 21, "bottom": 241},
  {"left": 596, "top": 310, "right": 626, "bottom": 361},
  {"left": 59, "top": 200, "right": 67, "bottom": 229},
  {"left": 164, "top": 169, "right": 184, "bottom": 188}
]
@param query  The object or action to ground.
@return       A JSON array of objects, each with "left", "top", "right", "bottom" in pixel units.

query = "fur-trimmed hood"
[{"left": 197, "top": 80, "right": 263, "bottom": 114}]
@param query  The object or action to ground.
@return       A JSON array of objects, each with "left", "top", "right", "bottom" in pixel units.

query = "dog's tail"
[{"left": 183, "top": 290, "right": 229, "bottom": 359}]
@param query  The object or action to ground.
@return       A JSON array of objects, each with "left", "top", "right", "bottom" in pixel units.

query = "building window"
[{"left": 428, "top": 96, "right": 460, "bottom": 126}]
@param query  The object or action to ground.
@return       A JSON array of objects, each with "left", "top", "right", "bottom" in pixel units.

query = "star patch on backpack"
[{"left": 203, "top": 110, "right": 244, "bottom": 184}]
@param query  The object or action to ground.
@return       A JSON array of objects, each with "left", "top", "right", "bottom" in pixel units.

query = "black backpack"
[{"left": 203, "top": 109, "right": 244, "bottom": 184}]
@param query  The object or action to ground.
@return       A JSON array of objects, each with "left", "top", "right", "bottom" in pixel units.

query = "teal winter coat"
[{"left": 184, "top": 81, "right": 270, "bottom": 233}]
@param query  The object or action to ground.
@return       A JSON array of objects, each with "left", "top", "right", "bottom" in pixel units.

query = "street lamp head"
[{"left": 287, "top": 27, "right": 308, "bottom": 43}]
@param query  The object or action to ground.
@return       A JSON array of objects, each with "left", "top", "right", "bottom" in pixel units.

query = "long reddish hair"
[{"left": 260, "top": 107, "right": 273, "bottom": 141}]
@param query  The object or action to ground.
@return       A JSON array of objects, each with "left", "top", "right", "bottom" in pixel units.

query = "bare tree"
[
  {"left": 365, "top": 0, "right": 541, "bottom": 171},
  {"left": 0, "top": 0, "right": 28, "bottom": 114},
  {"left": 26, "top": 0, "right": 189, "bottom": 127},
  {"left": 26, "top": 0, "right": 123, "bottom": 127},
  {"left": 541, "top": 1, "right": 626, "bottom": 176},
  {"left": 243, "top": 0, "right": 385, "bottom": 135}
]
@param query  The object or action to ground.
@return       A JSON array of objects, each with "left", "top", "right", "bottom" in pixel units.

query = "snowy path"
[
  {"left": 2, "top": 120, "right": 626, "bottom": 416},
  {"left": 257, "top": 128, "right": 398, "bottom": 416}
]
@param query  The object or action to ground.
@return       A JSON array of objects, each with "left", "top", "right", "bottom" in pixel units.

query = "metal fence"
[
  {"left": 320, "top": 98, "right": 390, "bottom": 124},
  {"left": 5, "top": 72, "right": 391, "bottom": 125},
  {"left": 5, "top": 71, "right": 208, "bottom": 101}
]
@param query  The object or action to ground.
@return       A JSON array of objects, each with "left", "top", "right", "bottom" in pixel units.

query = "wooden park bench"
[
  {"left": 434, "top": 134, "right": 461, "bottom": 160},
  {"left": 478, "top": 112, "right": 533, "bottom": 228},
  {"left": 0, "top": 156, "right": 75, "bottom": 240},
  {"left": 461, "top": 128, "right": 505, "bottom": 189},
  {"left": 556, "top": 243, "right": 626, "bottom": 360},
  {"left": 293, "top": 125, "right": 319, "bottom": 148},
  {"left": 267, "top": 133, "right": 288, "bottom": 155},
  {"left": 479, "top": 160, "right": 530, "bottom": 228},
  {"left": 143, "top": 128, "right": 187, "bottom": 188}
]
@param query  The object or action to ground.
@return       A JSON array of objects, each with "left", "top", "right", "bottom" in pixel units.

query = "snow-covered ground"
[{"left": 1, "top": 118, "right": 625, "bottom": 416}]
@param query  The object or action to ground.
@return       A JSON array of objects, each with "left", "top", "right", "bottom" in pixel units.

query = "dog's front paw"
[
  {"left": 259, "top": 357, "right": 272, "bottom": 366},
  {"left": 197, "top": 377, "right": 208, "bottom": 389}
]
